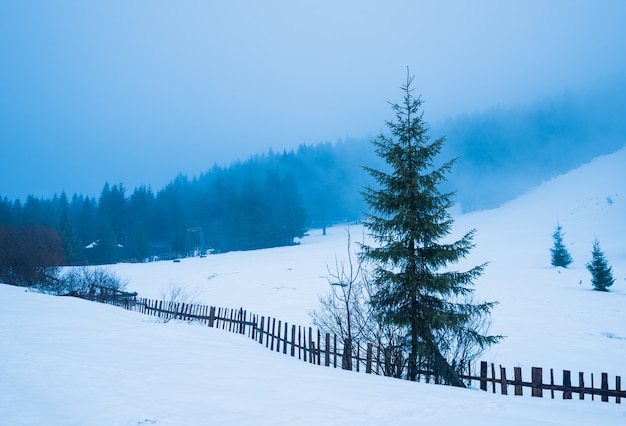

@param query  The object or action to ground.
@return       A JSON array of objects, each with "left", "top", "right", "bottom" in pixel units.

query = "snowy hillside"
[
  {"left": 455, "top": 144, "right": 626, "bottom": 377},
  {"left": 110, "top": 145, "right": 626, "bottom": 375},
  {"left": 2, "top": 145, "right": 625, "bottom": 424}
]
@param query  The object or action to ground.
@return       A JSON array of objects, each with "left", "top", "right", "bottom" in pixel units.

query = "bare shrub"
[
  {"left": 157, "top": 282, "right": 202, "bottom": 323},
  {"left": 37, "top": 266, "right": 128, "bottom": 296},
  {"left": 310, "top": 229, "right": 406, "bottom": 373}
]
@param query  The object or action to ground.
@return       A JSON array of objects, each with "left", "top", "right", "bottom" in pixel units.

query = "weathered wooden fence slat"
[
  {"left": 480, "top": 361, "right": 488, "bottom": 391},
  {"left": 84, "top": 294, "right": 626, "bottom": 405},
  {"left": 280, "top": 320, "right": 286, "bottom": 352},
  {"left": 579, "top": 372, "right": 585, "bottom": 400},
  {"left": 563, "top": 370, "right": 572, "bottom": 399},
  {"left": 532, "top": 367, "right": 543, "bottom": 398},
  {"left": 271, "top": 318, "right": 276, "bottom": 351}
]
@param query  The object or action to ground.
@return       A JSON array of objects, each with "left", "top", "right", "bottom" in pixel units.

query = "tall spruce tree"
[
  {"left": 550, "top": 223, "right": 573, "bottom": 268},
  {"left": 586, "top": 239, "right": 614, "bottom": 291},
  {"left": 57, "top": 202, "right": 82, "bottom": 264},
  {"left": 361, "top": 72, "right": 500, "bottom": 386}
]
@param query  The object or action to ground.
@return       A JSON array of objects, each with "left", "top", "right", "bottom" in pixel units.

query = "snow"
[{"left": 2, "top": 145, "right": 626, "bottom": 424}]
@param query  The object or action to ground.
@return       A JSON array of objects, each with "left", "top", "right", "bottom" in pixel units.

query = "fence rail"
[{"left": 80, "top": 293, "right": 625, "bottom": 404}]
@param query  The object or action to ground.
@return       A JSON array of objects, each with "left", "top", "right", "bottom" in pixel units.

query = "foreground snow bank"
[{"left": 1, "top": 284, "right": 625, "bottom": 425}]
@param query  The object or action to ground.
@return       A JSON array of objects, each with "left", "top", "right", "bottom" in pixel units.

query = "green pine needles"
[
  {"left": 550, "top": 224, "right": 573, "bottom": 268},
  {"left": 586, "top": 239, "right": 614, "bottom": 291},
  {"left": 360, "top": 71, "right": 501, "bottom": 387}
]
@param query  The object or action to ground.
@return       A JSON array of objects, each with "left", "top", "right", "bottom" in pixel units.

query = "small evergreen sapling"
[
  {"left": 550, "top": 224, "right": 573, "bottom": 268},
  {"left": 586, "top": 239, "right": 614, "bottom": 291}
]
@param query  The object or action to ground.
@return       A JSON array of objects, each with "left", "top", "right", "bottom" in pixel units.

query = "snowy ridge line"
[{"left": 77, "top": 291, "right": 626, "bottom": 404}]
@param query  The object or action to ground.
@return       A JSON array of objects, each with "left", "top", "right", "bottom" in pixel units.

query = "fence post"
[
  {"left": 550, "top": 368, "right": 555, "bottom": 399},
  {"left": 258, "top": 316, "right": 265, "bottom": 344},
  {"left": 291, "top": 325, "right": 296, "bottom": 357},
  {"left": 283, "top": 322, "right": 288, "bottom": 355},
  {"left": 616, "top": 376, "right": 621, "bottom": 404},
  {"left": 563, "top": 370, "right": 572, "bottom": 399},
  {"left": 208, "top": 306, "right": 215, "bottom": 328},
  {"left": 601, "top": 373, "right": 609, "bottom": 402},
  {"left": 298, "top": 326, "right": 303, "bottom": 360},
  {"left": 276, "top": 320, "right": 282, "bottom": 352},
  {"left": 514, "top": 367, "right": 523, "bottom": 396},
  {"left": 480, "top": 361, "right": 488, "bottom": 391},
  {"left": 500, "top": 366, "right": 507, "bottom": 395},
  {"left": 579, "top": 372, "right": 585, "bottom": 400},
  {"left": 342, "top": 338, "right": 353, "bottom": 371},
  {"left": 270, "top": 318, "right": 276, "bottom": 350},
  {"left": 491, "top": 363, "right": 496, "bottom": 393},
  {"left": 248, "top": 313, "right": 253, "bottom": 339},
  {"left": 532, "top": 367, "right": 543, "bottom": 397},
  {"left": 317, "top": 329, "right": 321, "bottom": 366},
  {"left": 307, "top": 327, "right": 313, "bottom": 364},
  {"left": 303, "top": 327, "right": 308, "bottom": 363},
  {"left": 366, "top": 343, "right": 373, "bottom": 374},
  {"left": 333, "top": 334, "right": 337, "bottom": 368},
  {"left": 591, "top": 373, "right": 595, "bottom": 401},
  {"left": 325, "top": 333, "right": 330, "bottom": 367}
]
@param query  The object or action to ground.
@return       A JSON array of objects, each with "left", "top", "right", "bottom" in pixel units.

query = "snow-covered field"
[{"left": 2, "top": 145, "right": 625, "bottom": 424}]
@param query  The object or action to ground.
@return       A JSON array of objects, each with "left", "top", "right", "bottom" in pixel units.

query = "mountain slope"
[{"left": 2, "top": 145, "right": 625, "bottom": 424}]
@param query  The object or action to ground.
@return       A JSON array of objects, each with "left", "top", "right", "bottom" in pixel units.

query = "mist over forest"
[
  {"left": 436, "top": 80, "right": 626, "bottom": 210},
  {"left": 1, "top": 83, "right": 625, "bottom": 263}
]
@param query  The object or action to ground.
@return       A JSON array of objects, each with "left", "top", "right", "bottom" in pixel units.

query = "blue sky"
[{"left": 1, "top": 1, "right": 625, "bottom": 200}]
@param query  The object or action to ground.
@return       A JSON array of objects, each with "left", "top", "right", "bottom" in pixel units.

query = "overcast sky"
[{"left": 1, "top": 1, "right": 625, "bottom": 200}]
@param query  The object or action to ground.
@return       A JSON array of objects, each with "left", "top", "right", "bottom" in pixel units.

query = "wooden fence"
[
  {"left": 70, "top": 284, "right": 138, "bottom": 308},
  {"left": 87, "top": 294, "right": 625, "bottom": 404},
  {"left": 474, "top": 362, "right": 623, "bottom": 403}
]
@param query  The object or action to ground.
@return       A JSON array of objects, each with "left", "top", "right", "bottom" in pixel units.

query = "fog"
[{"left": 1, "top": 1, "right": 625, "bottom": 200}]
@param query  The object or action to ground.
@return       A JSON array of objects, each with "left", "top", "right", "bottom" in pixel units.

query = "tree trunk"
[
  {"left": 423, "top": 330, "right": 466, "bottom": 387},
  {"left": 409, "top": 301, "right": 419, "bottom": 381}
]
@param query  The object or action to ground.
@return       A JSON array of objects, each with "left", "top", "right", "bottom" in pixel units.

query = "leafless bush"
[
  {"left": 310, "top": 228, "right": 406, "bottom": 372},
  {"left": 37, "top": 266, "right": 128, "bottom": 296},
  {"left": 157, "top": 282, "right": 201, "bottom": 323},
  {"left": 160, "top": 282, "right": 200, "bottom": 305}
]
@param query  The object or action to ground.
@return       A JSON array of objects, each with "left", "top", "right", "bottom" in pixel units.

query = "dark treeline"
[
  {"left": 0, "top": 169, "right": 308, "bottom": 266},
  {"left": 1, "top": 82, "right": 624, "bottom": 269},
  {"left": 0, "top": 141, "right": 378, "bottom": 267}
]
